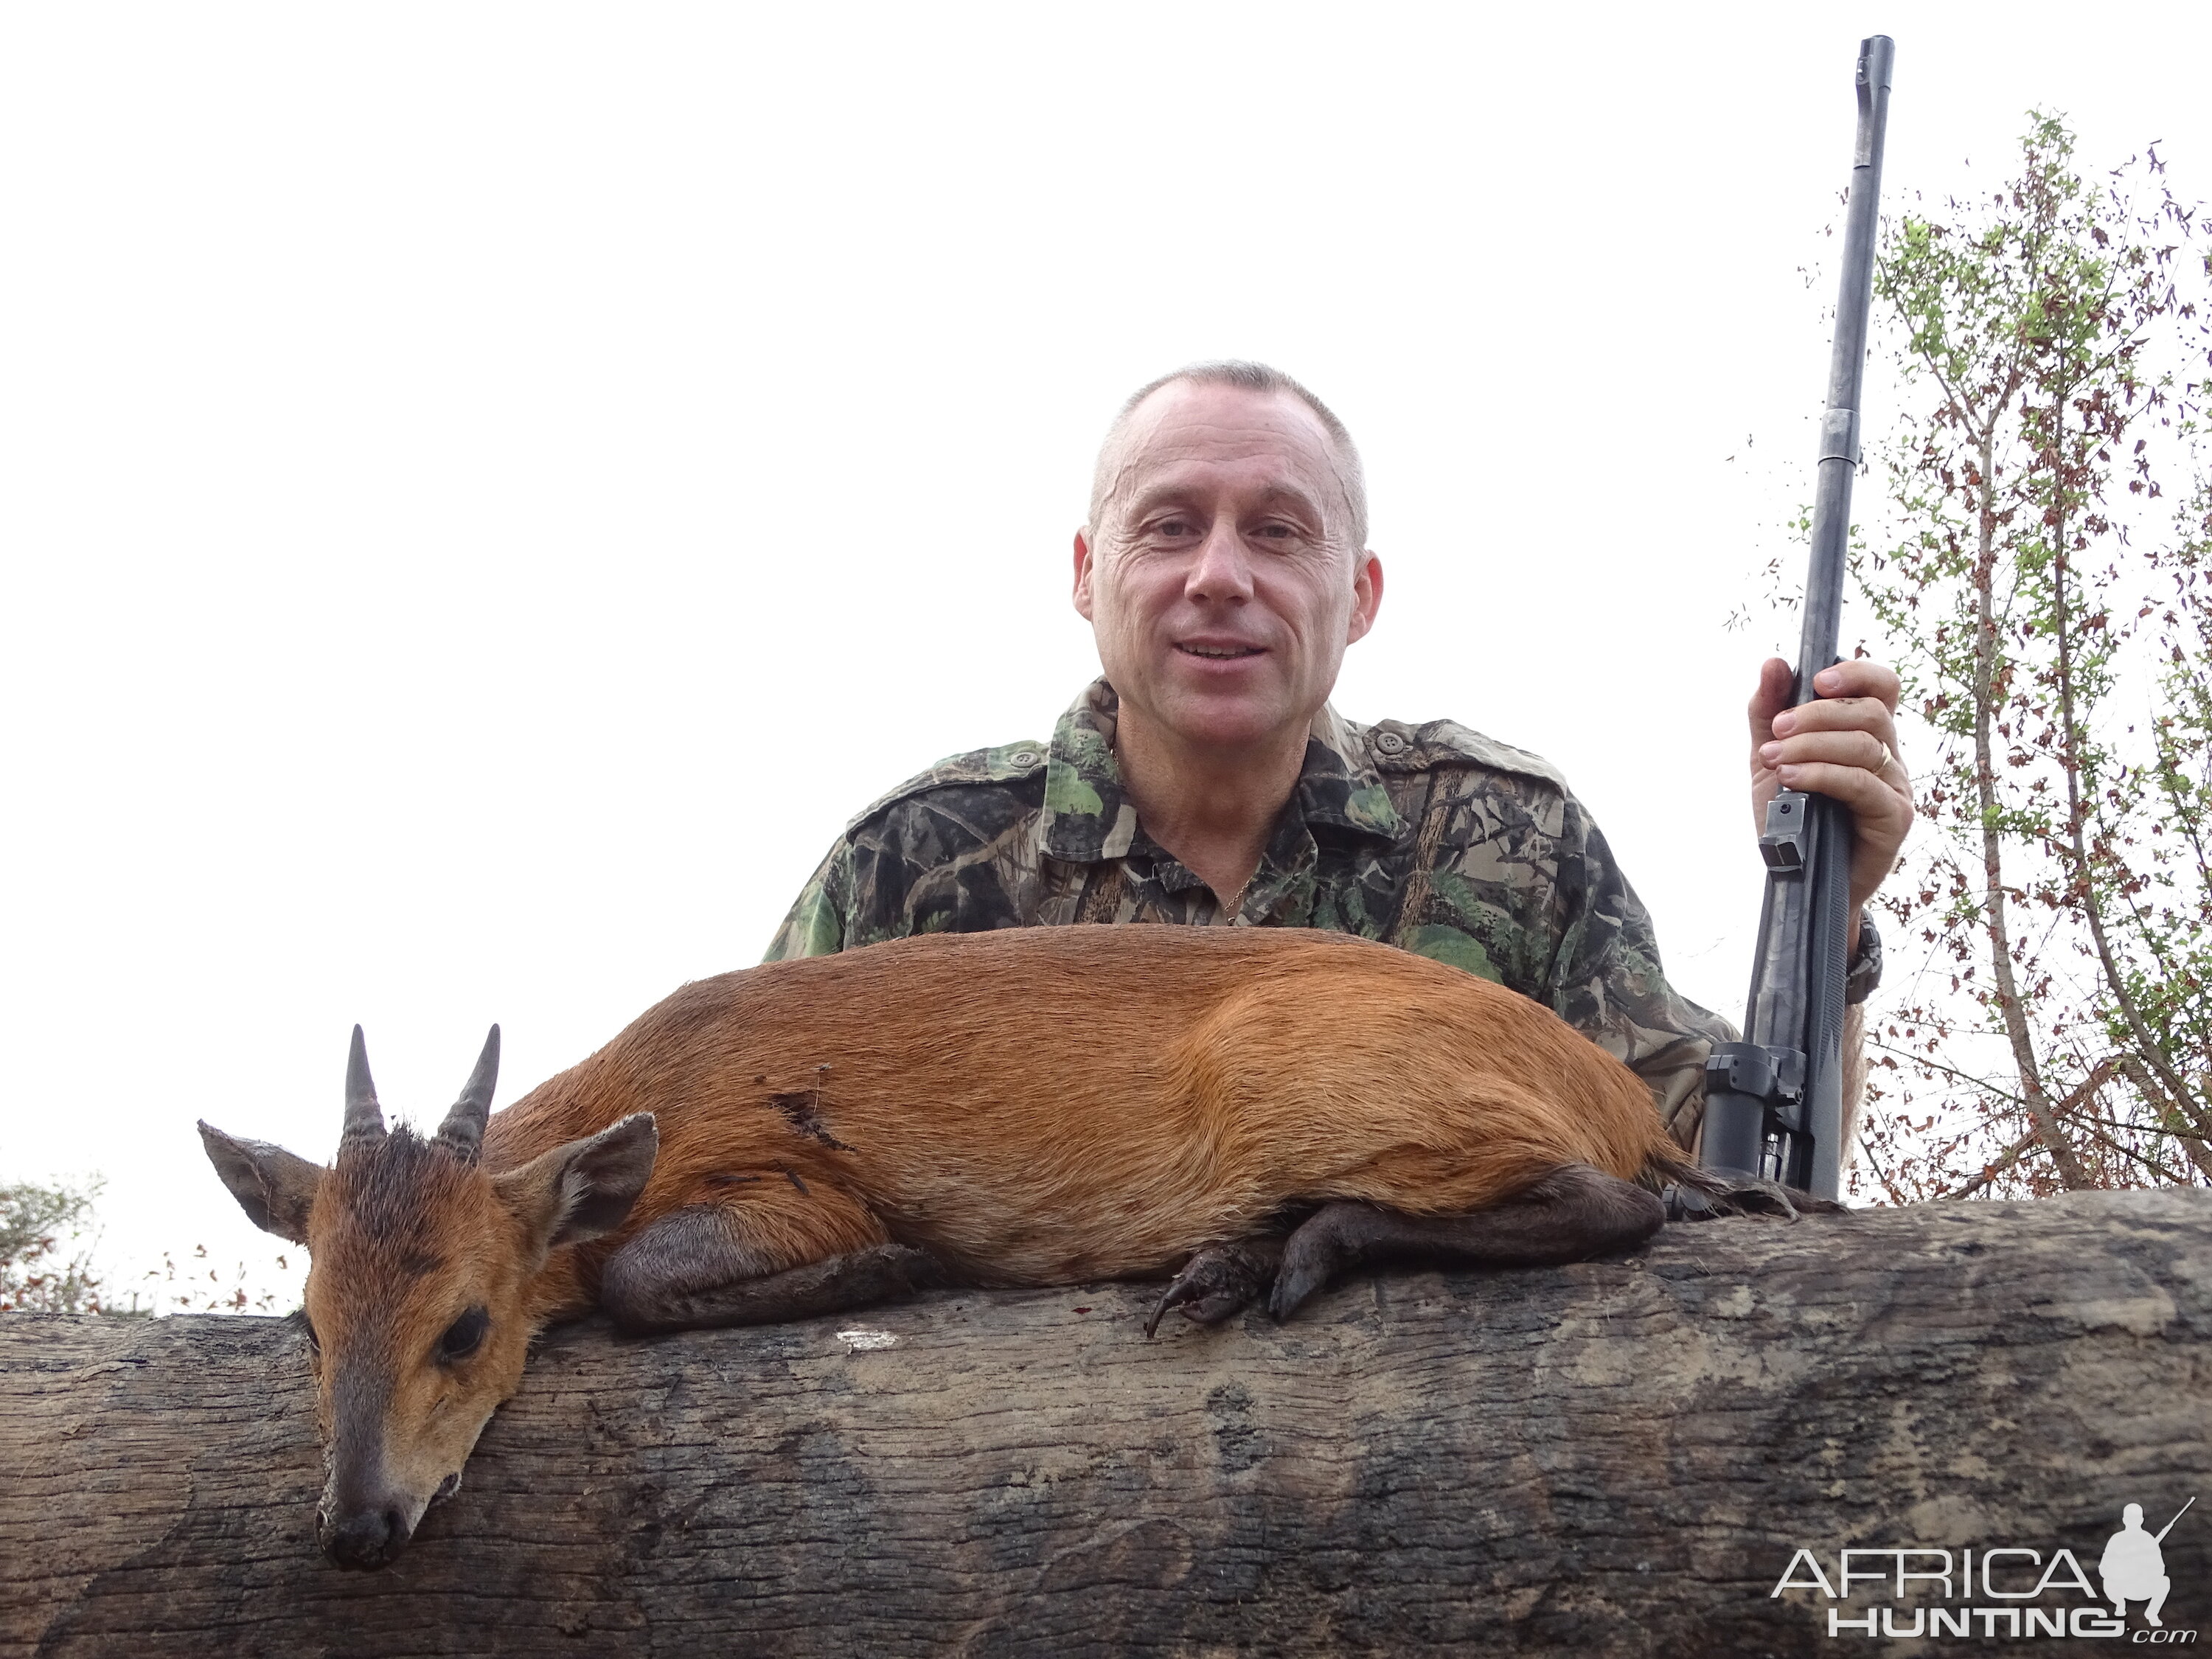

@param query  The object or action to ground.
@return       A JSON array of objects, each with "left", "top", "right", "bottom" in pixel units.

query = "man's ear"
[
  {"left": 198, "top": 1122, "right": 323, "bottom": 1245},
  {"left": 1072, "top": 527, "right": 1096, "bottom": 621},
  {"left": 1345, "top": 550, "right": 1384, "bottom": 645},
  {"left": 493, "top": 1113, "right": 658, "bottom": 1255}
]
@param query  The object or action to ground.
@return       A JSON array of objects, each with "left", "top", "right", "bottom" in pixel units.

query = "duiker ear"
[
  {"left": 198, "top": 1122, "right": 324, "bottom": 1245},
  {"left": 494, "top": 1113, "right": 658, "bottom": 1255}
]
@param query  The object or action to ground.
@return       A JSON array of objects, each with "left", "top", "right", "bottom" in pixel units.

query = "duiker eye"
[{"left": 437, "top": 1307, "right": 490, "bottom": 1364}]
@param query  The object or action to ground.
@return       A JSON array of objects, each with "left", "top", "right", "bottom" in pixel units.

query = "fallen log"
[{"left": 4, "top": 1187, "right": 2208, "bottom": 1657}]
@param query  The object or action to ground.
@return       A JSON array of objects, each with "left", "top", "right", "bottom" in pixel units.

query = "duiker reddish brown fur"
[{"left": 201, "top": 926, "right": 1767, "bottom": 1570}]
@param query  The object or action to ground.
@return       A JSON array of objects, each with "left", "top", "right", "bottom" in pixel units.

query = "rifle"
[
  {"left": 1698, "top": 37, "right": 1894, "bottom": 1201},
  {"left": 2154, "top": 1498, "right": 2195, "bottom": 1545}
]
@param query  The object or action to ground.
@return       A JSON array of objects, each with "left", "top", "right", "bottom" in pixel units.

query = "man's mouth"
[{"left": 1175, "top": 642, "right": 1265, "bottom": 660}]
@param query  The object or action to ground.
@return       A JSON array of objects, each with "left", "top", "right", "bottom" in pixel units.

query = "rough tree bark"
[{"left": 4, "top": 1189, "right": 2208, "bottom": 1658}]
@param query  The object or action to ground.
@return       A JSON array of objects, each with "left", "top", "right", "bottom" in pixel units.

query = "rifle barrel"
[
  {"left": 1700, "top": 38, "right": 1893, "bottom": 1201},
  {"left": 1798, "top": 34, "right": 1893, "bottom": 691},
  {"left": 2155, "top": 1495, "right": 2195, "bottom": 1543}
]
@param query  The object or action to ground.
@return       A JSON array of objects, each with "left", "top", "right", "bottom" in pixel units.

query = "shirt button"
[
  {"left": 1374, "top": 731, "right": 1408, "bottom": 756},
  {"left": 1009, "top": 749, "right": 1040, "bottom": 767}
]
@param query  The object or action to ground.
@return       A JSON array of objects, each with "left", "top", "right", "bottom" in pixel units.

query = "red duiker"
[{"left": 201, "top": 927, "right": 1804, "bottom": 1568}]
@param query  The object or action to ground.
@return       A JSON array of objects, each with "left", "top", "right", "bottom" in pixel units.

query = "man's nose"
[{"left": 1184, "top": 522, "right": 1254, "bottom": 603}]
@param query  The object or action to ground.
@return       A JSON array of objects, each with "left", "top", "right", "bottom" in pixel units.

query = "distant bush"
[
  {"left": 1, "top": 1179, "right": 104, "bottom": 1313},
  {"left": 128, "top": 1244, "right": 293, "bottom": 1315}
]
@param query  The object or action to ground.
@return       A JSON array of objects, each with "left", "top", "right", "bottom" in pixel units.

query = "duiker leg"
[
  {"left": 1145, "top": 1236, "right": 1287, "bottom": 1337},
  {"left": 599, "top": 1180, "right": 941, "bottom": 1335},
  {"left": 1269, "top": 1163, "right": 1665, "bottom": 1320}
]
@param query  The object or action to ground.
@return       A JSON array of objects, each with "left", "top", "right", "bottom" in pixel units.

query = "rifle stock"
[{"left": 1700, "top": 37, "right": 1893, "bottom": 1200}]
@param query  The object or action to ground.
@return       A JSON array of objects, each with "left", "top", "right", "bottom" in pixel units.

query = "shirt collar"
[
  {"left": 1298, "top": 703, "right": 1406, "bottom": 841},
  {"left": 1037, "top": 679, "right": 1403, "bottom": 866}
]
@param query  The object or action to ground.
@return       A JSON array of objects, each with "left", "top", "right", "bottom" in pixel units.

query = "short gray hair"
[{"left": 1088, "top": 360, "right": 1368, "bottom": 549}]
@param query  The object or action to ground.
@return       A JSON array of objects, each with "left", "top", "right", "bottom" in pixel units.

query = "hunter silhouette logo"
[
  {"left": 1771, "top": 1497, "right": 2198, "bottom": 1640},
  {"left": 2104, "top": 1499, "right": 2193, "bottom": 1630}
]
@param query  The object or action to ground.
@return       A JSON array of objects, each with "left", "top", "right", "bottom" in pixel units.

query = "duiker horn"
[
  {"left": 434, "top": 1025, "right": 501, "bottom": 1162},
  {"left": 341, "top": 1025, "right": 387, "bottom": 1152}
]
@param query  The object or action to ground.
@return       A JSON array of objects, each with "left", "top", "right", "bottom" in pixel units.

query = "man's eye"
[
  {"left": 1154, "top": 518, "right": 1195, "bottom": 538},
  {"left": 437, "top": 1307, "right": 490, "bottom": 1364}
]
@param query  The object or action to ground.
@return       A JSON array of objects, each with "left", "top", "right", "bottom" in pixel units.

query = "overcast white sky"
[{"left": 6, "top": 2, "right": 2211, "bottom": 1303}]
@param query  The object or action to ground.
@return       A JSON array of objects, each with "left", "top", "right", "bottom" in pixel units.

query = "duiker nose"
[{"left": 321, "top": 1503, "right": 411, "bottom": 1571}]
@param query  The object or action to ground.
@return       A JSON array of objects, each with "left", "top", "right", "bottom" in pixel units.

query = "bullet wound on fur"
[{"left": 771, "top": 1077, "right": 854, "bottom": 1153}]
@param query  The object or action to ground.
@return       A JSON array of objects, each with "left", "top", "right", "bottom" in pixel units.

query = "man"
[
  {"left": 2099, "top": 1503, "right": 2174, "bottom": 1627},
  {"left": 768, "top": 362, "right": 1911, "bottom": 1149}
]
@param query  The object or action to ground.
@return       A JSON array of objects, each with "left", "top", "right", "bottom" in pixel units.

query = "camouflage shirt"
[{"left": 766, "top": 678, "right": 1734, "bottom": 1143}]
